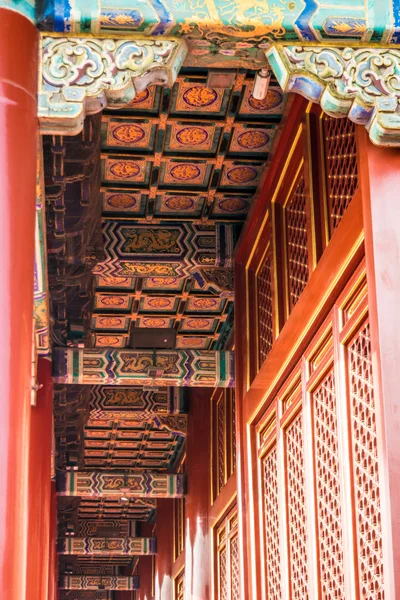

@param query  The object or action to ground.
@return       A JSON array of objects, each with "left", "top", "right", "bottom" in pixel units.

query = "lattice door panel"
[
  {"left": 312, "top": 369, "right": 345, "bottom": 599},
  {"left": 285, "top": 171, "right": 309, "bottom": 311},
  {"left": 257, "top": 247, "right": 274, "bottom": 364},
  {"left": 348, "top": 322, "right": 384, "bottom": 600},
  {"left": 262, "top": 445, "right": 281, "bottom": 600},
  {"left": 256, "top": 265, "right": 386, "bottom": 599},
  {"left": 216, "top": 508, "right": 240, "bottom": 600},
  {"left": 286, "top": 410, "right": 309, "bottom": 599},
  {"left": 323, "top": 116, "right": 358, "bottom": 233}
]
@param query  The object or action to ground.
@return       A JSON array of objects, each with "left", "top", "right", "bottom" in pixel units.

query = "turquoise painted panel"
[{"left": 0, "top": 0, "right": 35, "bottom": 21}]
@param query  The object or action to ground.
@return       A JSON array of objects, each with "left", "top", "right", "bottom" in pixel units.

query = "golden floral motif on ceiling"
[
  {"left": 105, "top": 158, "right": 147, "bottom": 183},
  {"left": 109, "top": 161, "right": 140, "bottom": 178},
  {"left": 163, "top": 195, "right": 196, "bottom": 211},
  {"left": 239, "top": 84, "right": 284, "bottom": 115},
  {"left": 226, "top": 165, "right": 258, "bottom": 183},
  {"left": 144, "top": 277, "right": 181, "bottom": 289},
  {"left": 237, "top": 129, "right": 270, "bottom": 149},
  {"left": 216, "top": 196, "right": 249, "bottom": 213},
  {"left": 109, "top": 123, "right": 146, "bottom": 145},
  {"left": 96, "top": 335, "right": 121, "bottom": 346},
  {"left": 100, "top": 296, "right": 126, "bottom": 307},
  {"left": 105, "top": 193, "right": 139, "bottom": 210},
  {"left": 141, "top": 317, "right": 169, "bottom": 327},
  {"left": 170, "top": 163, "right": 201, "bottom": 181},
  {"left": 145, "top": 297, "right": 174, "bottom": 309},
  {"left": 97, "top": 275, "right": 132, "bottom": 287},
  {"left": 184, "top": 317, "right": 214, "bottom": 329},
  {"left": 187, "top": 297, "right": 220, "bottom": 310},
  {"left": 97, "top": 317, "right": 124, "bottom": 328}
]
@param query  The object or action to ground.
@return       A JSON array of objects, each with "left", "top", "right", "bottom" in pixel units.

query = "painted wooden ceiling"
[
  {"left": 91, "top": 69, "right": 285, "bottom": 351},
  {"left": 49, "top": 67, "right": 286, "bottom": 583}
]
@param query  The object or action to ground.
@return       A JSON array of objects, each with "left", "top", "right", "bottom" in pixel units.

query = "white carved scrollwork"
[
  {"left": 39, "top": 35, "right": 187, "bottom": 135},
  {"left": 267, "top": 44, "right": 400, "bottom": 146}
]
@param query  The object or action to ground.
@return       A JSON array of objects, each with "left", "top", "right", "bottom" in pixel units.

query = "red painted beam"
[
  {"left": 26, "top": 359, "right": 53, "bottom": 600},
  {"left": 0, "top": 9, "right": 38, "bottom": 600}
]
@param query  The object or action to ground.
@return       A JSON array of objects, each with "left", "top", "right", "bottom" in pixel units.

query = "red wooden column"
[
  {"left": 48, "top": 482, "right": 58, "bottom": 600},
  {"left": 154, "top": 499, "right": 173, "bottom": 599},
  {"left": 137, "top": 522, "right": 154, "bottom": 600},
  {"left": 0, "top": 8, "right": 38, "bottom": 600},
  {"left": 358, "top": 127, "right": 400, "bottom": 598},
  {"left": 184, "top": 388, "right": 212, "bottom": 600},
  {"left": 26, "top": 358, "right": 53, "bottom": 600}
]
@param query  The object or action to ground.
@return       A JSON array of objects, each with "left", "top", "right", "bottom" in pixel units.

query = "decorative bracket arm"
[
  {"left": 266, "top": 44, "right": 400, "bottom": 147},
  {"left": 39, "top": 35, "right": 187, "bottom": 135}
]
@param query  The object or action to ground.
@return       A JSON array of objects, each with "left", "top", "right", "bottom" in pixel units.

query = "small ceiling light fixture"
[{"left": 252, "top": 68, "right": 271, "bottom": 101}]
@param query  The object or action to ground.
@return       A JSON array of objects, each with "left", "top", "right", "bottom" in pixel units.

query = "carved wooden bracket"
[
  {"left": 39, "top": 35, "right": 187, "bottom": 135},
  {"left": 267, "top": 44, "right": 400, "bottom": 147}
]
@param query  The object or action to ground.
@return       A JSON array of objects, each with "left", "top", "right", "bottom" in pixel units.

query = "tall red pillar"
[
  {"left": 137, "top": 522, "right": 154, "bottom": 600},
  {"left": 48, "top": 482, "right": 58, "bottom": 600},
  {"left": 26, "top": 358, "right": 53, "bottom": 600},
  {"left": 184, "top": 388, "right": 212, "bottom": 600},
  {"left": 0, "top": 9, "right": 38, "bottom": 600},
  {"left": 358, "top": 127, "right": 400, "bottom": 598},
  {"left": 154, "top": 500, "right": 173, "bottom": 600}
]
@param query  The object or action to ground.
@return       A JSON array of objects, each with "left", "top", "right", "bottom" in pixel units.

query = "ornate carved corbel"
[
  {"left": 267, "top": 44, "right": 400, "bottom": 147},
  {"left": 39, "top": 35, "right": 187, "bottom": 135}
]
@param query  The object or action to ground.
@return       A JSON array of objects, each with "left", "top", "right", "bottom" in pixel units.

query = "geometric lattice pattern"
[
  {"left": 313, "top": 370, "right": 345, "bottom": 599},
  {"left": 323, "top": 116, "right": 358, "bottom": 233},
  {"left": 230, "top": 533, "right": 240, "bottom": 600},
  {"left": 175, "top": 570, "right": 185, "bottom": 600},
  {"left": 286, "top": 411, "right": 309, "bottom": 599},
  {"left": 217, "top": 395, "right": 226, "bottom": 494},
  {"left": 257, "top": 249, "right": 274, "bottom": 364},
  {"left": 219, "top": 545, "right": 228, "bottom": 600},
  {"left": 285, "top": 173, "right": 309, "bottom": 311},
  {"left": 216, "top": 508, "right": 240, "bottom": 600},
  {"left": 348, "top": 322, "right": 384, "bottom": 600},
  {"left": 263, "top": 446, "right": 281, "bottom": 600}
]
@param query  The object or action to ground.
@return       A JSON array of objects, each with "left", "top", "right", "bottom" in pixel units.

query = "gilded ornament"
[
  {"left": 97, "top": 335, "right": 120, "bottom": 345},
  {"left": 109, "top": 161, "right": 141, "bottom": 179},
  {"left": 98, "top": 317, "right": 123, "bottom": 327},
  {"left": 176, "top": 126, "right": 209, "bottom": 146},
  {"left": 248, "top": 89, "right": 282, "bottom": 110},
  {"left": 237, "top": 129, "right": 270, "bottom": 149},
  {"left": 111, "top": 124, "right": 146, "bottom": 144},
  {"left": 219, "top": 197, "right": 248, "bottom": 212},
  {"left": 165, "top": 196, "right": 195, "bottom": 210},
  {"left": 100, "top": 296, "right": 125, "bottom": 306},
  {"left": 147, "top": 297, "right": 173, "bottom": 308},
  {"left": 227, "top": 165, "right": 258, "bottom": 183},
  {"left": 186, "top": 318, "right": 212, "bottom": 329},
  {"left": 183, "top": 86, "right": 218, "bottom": 107},
  {"left": 170, "top": 164, "right": 201, "bottom": 180},
  {"left": 142, "top": 317, "right": 167, "bottom": 327},
  {"left": 107, "top": 193, "right": 137, "bottom": 209}
]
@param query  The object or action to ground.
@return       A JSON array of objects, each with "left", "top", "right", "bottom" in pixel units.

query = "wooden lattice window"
[
  {"left": 212, "top": 388, "right": 236, "bottom": 499},
  {"left": 174, "top": 458, "right": 186, "bottom": 559},
  {"left": 216, "top": 508, "right": 240, "bottom": 600},
  {"left": 174, "top": 569, "right": 184, "bottom": 600},
  {"left": 323, "top": 115, "right": 358, "bottom": 233},
  {"left": 284, "top": 169, "right": 309, "bottom": 311},
  {"left": 257, "top": 245, "right": 274, "bottom": 364}
]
